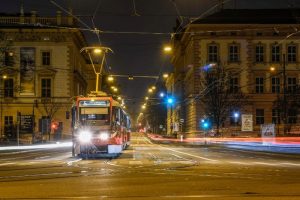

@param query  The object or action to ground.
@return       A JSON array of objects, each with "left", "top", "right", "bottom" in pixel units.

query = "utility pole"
[{"left": 283, "top": 54, "right": 287, "bottom": 135}]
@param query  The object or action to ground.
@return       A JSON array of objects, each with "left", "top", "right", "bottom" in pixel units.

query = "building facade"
[
  {"left": 169, "top": 9, "right": 300, "bottom": 136},
  {"left": 0, "top": 11, "right": 89, "bottom": 143}
]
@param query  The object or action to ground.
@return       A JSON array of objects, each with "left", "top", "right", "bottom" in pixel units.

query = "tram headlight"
[
  {"left": 99, "top": 132, "right": 109, "bottom": 140},
  {"left": 78, "top": 131, "right": 92, "bottom": 143}
]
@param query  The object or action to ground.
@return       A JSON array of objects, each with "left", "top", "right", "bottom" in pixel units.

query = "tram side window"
[{"left": 112, "top": 107, "right": 121, "bottom": 125}]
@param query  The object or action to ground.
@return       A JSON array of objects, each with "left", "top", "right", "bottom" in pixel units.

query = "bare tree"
[
  {"left": 0, "top": 31, "right": 15, "bottom": 67},
  {"left": 198, "top": 64, "right": 249, "bottom": 135},
  {"left": 273, "top": 85, "right": 300, "bottom": 134},
  {"left": 38, "top": 98, "right": 63, "bottom": 140}
]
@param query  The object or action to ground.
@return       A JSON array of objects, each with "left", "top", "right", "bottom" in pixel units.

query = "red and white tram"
[{"left": 71, "top": 92, "right": 130, "bottom": 158}]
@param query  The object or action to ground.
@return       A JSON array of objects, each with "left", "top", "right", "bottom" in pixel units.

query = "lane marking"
[
  {"left": 67, "top": 158, "right": 82, "bottom": 166},
  {"left": 0, "top": 162, "right": 16, "bottom": 166},
  {"left": 161, "top": 147, "right": 218, "bottom": 162}
]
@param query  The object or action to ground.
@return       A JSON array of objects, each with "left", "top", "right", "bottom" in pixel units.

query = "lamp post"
[
  {"left": 233, "top": 112, "right": 239, "bottom": 136},
  {"left": 80, "top": 46, "right": 113, "bottom": 93},
  {"left": 0, "top": 74, "right": 7, "bottom": 138},
  {"left": 282, "top": 54, "right": 287, "bottom": 135}
]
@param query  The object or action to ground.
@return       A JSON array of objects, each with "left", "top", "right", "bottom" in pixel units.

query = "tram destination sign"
[{"left": 79, "top": 100, "right": 110, "bottom": 107}]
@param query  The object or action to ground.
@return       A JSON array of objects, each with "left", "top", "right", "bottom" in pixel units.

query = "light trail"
[{"left": 0, "top": 142, "right": 72, "bottom": 151}]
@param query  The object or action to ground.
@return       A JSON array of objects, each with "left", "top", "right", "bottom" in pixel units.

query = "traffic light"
[
  {"left": 51, "top": 122, "right": 58, "bottom": 131},
  {"left": 167, "top": 97, "right": 175, "bottom": 105},
  {"left": 201, "top": 118, "right": 210, "bottom": 130}
]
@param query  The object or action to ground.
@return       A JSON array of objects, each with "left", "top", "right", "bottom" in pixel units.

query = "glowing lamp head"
[
  {"left": 234, "top": 112, "right": 239, "bottom": 118},
  {"left": 93, "top": 48, "right": 102, "bottom": 54}
]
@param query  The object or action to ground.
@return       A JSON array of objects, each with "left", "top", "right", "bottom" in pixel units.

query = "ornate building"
[
  {"left": 169, "top": 9, "right": 300, "bottom": 136},
  {"left": 0, "top": 10, "right": 89, "bottom": 143}
]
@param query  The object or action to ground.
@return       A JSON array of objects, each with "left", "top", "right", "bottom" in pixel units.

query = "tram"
[{"left": 71, "top": 92, "right": 131, "bottom": 158}]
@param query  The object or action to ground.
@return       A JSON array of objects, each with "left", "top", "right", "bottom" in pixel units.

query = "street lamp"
[
  {"left": 0, "top": 74, "right": 7, "bottom": 137},
  {"left": 107, "top": 76, "right": 114, "bottom": 82},
  {"left": 233, "top": 112, "right": 239, "bottom": 136},
  {"left": 80, "top": 46, "right": 113, "bottom": 93},
  {"left": 163, "top": 73, "right": 169, "bottom": 79},
  {"left": 269, "top": 54, "right": 287, "bottom": 135},
  {"left": 163, "top": 45, "right": 172, "bottom": 53}
]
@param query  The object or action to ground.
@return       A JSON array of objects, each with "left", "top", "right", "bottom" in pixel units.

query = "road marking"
[
  {"left": 280, "top": 162, "right": 300, "bottom": 167},
  {"left": 253, "top": 162, "right": 280, "bottom": 166},
  {"left": 67, "top": 158, "right": 82, "bottom": 166},
  {"left": 161, "top": 147, "right": 218, "bottom": 162},
  {"left": 129, "top": 161, "right": 143, "bottom": 165},
  {"left": 0, "top": 162, "right": 16, "bottom": 166}
]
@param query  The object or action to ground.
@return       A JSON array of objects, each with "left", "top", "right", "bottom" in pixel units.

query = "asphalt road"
[{"left": 0, "top": 132, "right": 300, "bottom": 200}]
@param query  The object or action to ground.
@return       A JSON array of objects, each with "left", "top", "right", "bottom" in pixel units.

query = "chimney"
[{"left": 31, "top": 11, "right": 37, "bottom": 24}]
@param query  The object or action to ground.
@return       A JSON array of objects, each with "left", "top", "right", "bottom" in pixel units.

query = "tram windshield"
[{"left": 79, "top": 107, "right": 110, "bottom": 125}]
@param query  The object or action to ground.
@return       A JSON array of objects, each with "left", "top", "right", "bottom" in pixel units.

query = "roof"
[{"left": 192, "top": 9, "right": 300, "bottom": 24}]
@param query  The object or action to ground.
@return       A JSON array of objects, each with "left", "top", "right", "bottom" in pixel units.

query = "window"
[
  {"left": 255, "top": 45, "right": 264, "bottom": 62},
  {"left": 271, "top": 45, "right": 280, "bottom": 62},
  {"left": 255, "top": 77, "right": 264, "bottom": 93},
  {"left": 42, "top": 51, "right": 51, "bottom": 66},
  {"left": 287, "top": 77, "right": 297, "bottom": 93},
  {"left": 288, "top": 109, "right": 297, "bottom": 124},
  {"left": 229, "top": 44, "right": 239, "bottom": 62},
  {"left": 4, "top": 116, "right": 13, "bottom": 138},
  {"left": 271, "top": 77, "right": 280, "bottom": 93},
  {"left": 4, "top": 78, "right": 14, "bottom": 97},
  {"left": 208, "top": 44, "right": 218, "bottom": 62},
  {"left": 287, "top": 45, "right": 297, "bottom": 63},
  {"left": 272, "top": 109, "right": 280, "bottom": 124},
  {"left": 41, "top": 78, "right": 51, "bottom": 98},
  {"left": 229, "top": 77, "right": 239, "bottom": 93},
  {"left": 256, "top": 109, "right": 264, "bottom": 125}
]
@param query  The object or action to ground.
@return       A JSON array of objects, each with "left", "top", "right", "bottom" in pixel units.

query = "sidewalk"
[{"left": 147, "top": 133, "right": 300, "bottom": 154}]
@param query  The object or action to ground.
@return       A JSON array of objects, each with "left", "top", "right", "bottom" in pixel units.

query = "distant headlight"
[
  {"left": 99, "top": 132, "right": 109, "bottom": 140},
  {"left": 78, "top": 131, "right": 92, "bottom": 143}
]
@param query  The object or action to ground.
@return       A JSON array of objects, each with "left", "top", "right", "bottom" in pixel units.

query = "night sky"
[{"left": 0, "top": 0, "right": 298, "bottom": 116}]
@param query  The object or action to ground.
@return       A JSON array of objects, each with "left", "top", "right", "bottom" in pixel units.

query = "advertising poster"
[
  {"left": 261, "top": 124, "right": 275, "bottom": 145},
  {"left": 241, "top": 114, "right": 253, "bottom": 131},
  {"left": 20, "top": 47, "right": 35, "bottom": 95}
]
